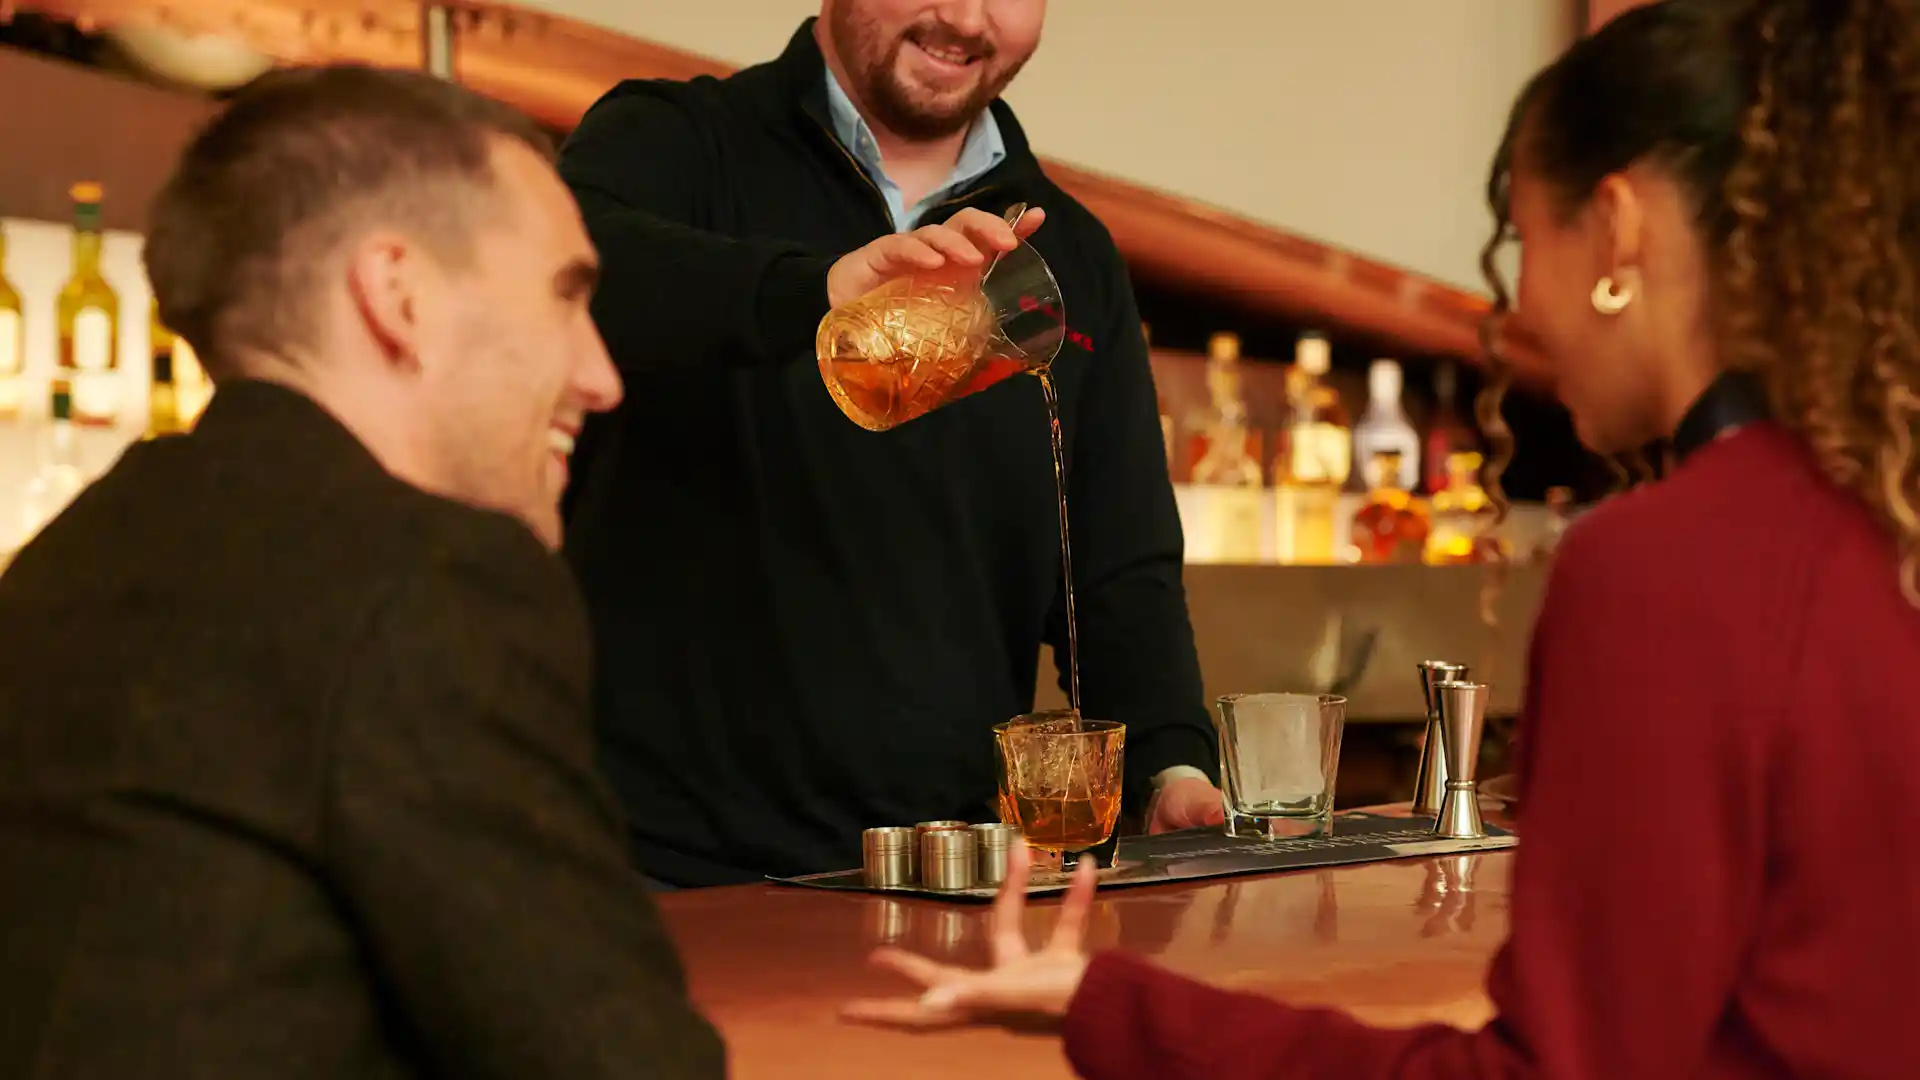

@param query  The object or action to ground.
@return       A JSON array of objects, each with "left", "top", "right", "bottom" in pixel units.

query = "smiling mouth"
[
  {"left": 906, "top": 36, "right": 984, "bottom": 70},
  {"left": 548, "top": 427, "right": 576, "bottom": 457}
]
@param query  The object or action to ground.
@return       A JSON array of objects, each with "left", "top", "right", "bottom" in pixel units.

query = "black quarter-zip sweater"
[{"left": 557, "top": 20, "right": 1217, "bottom": 887}]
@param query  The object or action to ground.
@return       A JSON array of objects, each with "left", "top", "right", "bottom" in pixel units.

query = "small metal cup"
[
  {"left": 919, "top": 826, "right": 978, "bottom": 891},
  {"left": 911, "top": 820, "right": 968, "bottom": 880},
  {"left": 971, "top": 822, "right": 1021, "bottom": 886},
  {"left": 1413, "top": 661, "right": 1469, "bottom": 815},
  {"left": 1434, "top": 680, "right": 1490, "bottom": 840},
  {"left": 862, "top": 827, "right": 915, "bottom": 887}
]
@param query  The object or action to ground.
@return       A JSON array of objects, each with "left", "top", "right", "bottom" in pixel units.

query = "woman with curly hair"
[{"left": 840, "top": 1, "right": 1920, "bottom": 1076}]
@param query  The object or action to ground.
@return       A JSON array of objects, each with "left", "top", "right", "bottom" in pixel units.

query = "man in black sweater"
[{"left": 559, "top": 1, "right": 1224, "bottom": 888}]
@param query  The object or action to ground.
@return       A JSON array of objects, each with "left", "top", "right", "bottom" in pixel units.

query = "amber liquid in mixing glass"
[
  {"left": 817, "top": 276, "right": 1026, "bottom": 431},
  {"left": 1011, "top": 789, "right": 1120, "bottom": 854},
  {"left": 1036, "top": 368, "right": 1080, "bottom": 713}
]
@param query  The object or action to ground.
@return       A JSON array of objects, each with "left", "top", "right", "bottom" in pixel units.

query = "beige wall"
[{"left": 513, "top": 0, "right": 1578, "bottom": 291}]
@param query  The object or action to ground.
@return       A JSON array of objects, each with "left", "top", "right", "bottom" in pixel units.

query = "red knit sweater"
[{"left": 1063, "top": 424, "right": 1920, "bottom": 1080}]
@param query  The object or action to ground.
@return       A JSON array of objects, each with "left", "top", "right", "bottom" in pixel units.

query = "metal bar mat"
[{"left": 767, "top": 810, "right": 1517, "bottom": 903}]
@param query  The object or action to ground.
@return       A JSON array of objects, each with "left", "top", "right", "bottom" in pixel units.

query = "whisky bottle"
[
  {"left": 0, "top": 221, "right": 23, "bottom": 421},
  {"left": 57, "top": 183, "right": 121, "bottom": 428},
  {"left": 147, "top": 299, "right": 184, "bottom": 439},
  {"left": 1349, "top": 449, "right": 1430, "bottom": 564},
  {"left": 1187, "top": 332, "right": 1266, "bottom": 562},
  {"left": 1423, "top": 361, "right": 1476, "bottom": 495},
  {"left": 1184, "top": 333, "right": 1260, "bottom": 475},
  {"left": 1273, "top": 332, "right": 1351, "bottom": 563},
  {"left": 1350, "top": 359, "right": 1420, "bottom": 491},
  {"left": 1424, "top": 451, "right": 1494, "bottom": 564}
]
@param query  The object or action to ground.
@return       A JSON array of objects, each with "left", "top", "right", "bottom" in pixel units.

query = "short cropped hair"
[{"left": 144, "top": 64, "right": 553, "bottom": 381}]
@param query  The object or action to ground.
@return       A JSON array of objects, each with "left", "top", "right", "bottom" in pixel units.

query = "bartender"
[{"left": 557, "top": 0, "right": 1224, "bottom": 888}]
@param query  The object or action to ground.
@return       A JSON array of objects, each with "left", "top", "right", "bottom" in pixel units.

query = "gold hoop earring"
[{"left": 1591, "top": 275, "right": 1634, "bottom": 315}]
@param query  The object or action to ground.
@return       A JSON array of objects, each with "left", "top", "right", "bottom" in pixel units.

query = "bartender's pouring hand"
[
  {"left": 841, "top": 838, "right": 1093, "bottom": 1032},
  {"left": 826, "top": 206, "right": 1048, "bottom": 308}
]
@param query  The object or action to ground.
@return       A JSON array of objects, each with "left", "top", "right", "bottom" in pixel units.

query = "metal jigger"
[
  {"left": 1412, "top": 661, "right": 1469, "bottom": 815},
  {"left": 1434, "top": 680, "right": 1489, "bottom": 840}
]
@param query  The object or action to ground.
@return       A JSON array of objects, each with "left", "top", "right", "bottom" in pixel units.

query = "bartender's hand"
[
  {"left": 826, "top": 206, "right": 1047, "bottom": 308},
  {"left": 842, "top": 840, "right": 1093, "bottom": 1032},
  {"left": 1147, "top": 774, "right": 1227, "bottom": 834}
]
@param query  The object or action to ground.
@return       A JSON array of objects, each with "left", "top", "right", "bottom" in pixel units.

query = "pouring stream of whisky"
[{"left": 1036, "top": 368, "right": 1081, "bottom": 715}]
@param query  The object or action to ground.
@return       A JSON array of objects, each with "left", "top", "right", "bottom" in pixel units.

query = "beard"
[{"left": 827, "top": 6, "right": 1031, "bottom": 141}]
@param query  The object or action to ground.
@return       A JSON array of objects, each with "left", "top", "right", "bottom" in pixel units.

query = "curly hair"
[
  {"left": 1719, "top": 0, "right": 1920, "bottom": 600},
  {"left": 1476, "top": 0, "right": 1920, "bottom": 604}
]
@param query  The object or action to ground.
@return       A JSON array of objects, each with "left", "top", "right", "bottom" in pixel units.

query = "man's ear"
[{"left": 344, "top": 230, "right": 429, "bottom": 372}]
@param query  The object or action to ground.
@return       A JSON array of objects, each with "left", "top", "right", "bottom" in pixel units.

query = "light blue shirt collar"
[{"left": 824, "top": 68, "right": 1006, "bottom": 233}]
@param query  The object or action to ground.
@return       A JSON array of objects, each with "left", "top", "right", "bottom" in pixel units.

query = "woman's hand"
[{"left": 841, "top": 840, "right": 1098, "bottom": 1032}]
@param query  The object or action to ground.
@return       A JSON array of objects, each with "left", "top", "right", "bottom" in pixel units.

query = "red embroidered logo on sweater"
[{"left": 1018, "top": 296, "right": 1095, "bottom": 353}]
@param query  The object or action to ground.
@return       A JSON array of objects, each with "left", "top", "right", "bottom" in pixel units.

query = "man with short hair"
[
  {"left": 0, "top": 65, "right": 724, "bottom": 1079},
  {"left": 560, "top": 0, "right": 1225, "bottom": 889}
]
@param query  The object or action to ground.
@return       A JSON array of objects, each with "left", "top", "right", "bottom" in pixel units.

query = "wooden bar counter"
[{"left": 653, "top": 812, "right": 1510, "bottom": 1078}]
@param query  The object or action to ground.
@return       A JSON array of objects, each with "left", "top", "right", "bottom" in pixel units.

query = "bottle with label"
[
  {"left": 1350, "top": 359, "right": 1420, "bottom": 491},
  {"left": 1186, "top": 332, "right": 1266, "bottom": 561},
  {"left": 1350, "top": 449, "right": 1430, "bottom": 564},
  {"left": 1273, "top": 332, "right": 1351, "bottom": 563},
  {"left": 57, "top": 182, "right": 121, "bottom": 428},
  {"left": 1423, "top": 361, "right": 1476, "bottom": 495},
  {"left": 19, "top": 378, "right": 86, "bottom": 546},
  {"left": 1424, "top": 451, "right": 1495, "bottom": 564},
  {"left": 0, "top": 223, "right": 22, "bottom": 422},
  {"left": 147, "top": 300, "right": 184, "bottom": 439}
]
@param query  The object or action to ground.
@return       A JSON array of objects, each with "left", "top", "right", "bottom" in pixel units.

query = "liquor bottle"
[
  {"left": 1424, "top": 361, "right": 1475, "bottom": 495},
  {"left": 1273, "top": 332, "right": 1350, "bottom": 563},
  {"left": 1187, "top": 332, "right": 1265, "bottom": 561},
  {"left": 1350, "top": 448, "right": 1430, "bottom": 564},
  {"left": 175, "top": 333, "right": 211, "bottom": 426},
  {"left": 1350, "top": 359, "right": 1420, "bottom": 491},
  {"left": 0, "top": 221, "right": 23, "bottom": 421},
  {"left": 57, "top": 182, "right": 121, "bottom": 428},
  {"left": 19, "top": 377, "right": 86, "bottom": 544},
  {"left": 147, "top": 299, "right": 184, "bottom": 439},
  {"left": 1184, "top": 333, "right": 1260, "bottom": 475},
  {"left": 1531, "top": 486, "right": 1576, "bottom": 562},
  {"left": 1424, "top": 451, "right": 1494, "bottom": 564}
]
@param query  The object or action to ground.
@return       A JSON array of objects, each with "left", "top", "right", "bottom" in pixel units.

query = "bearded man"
[{"left": 558, "top": 0, "right": 1225, "bottom": 890}]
